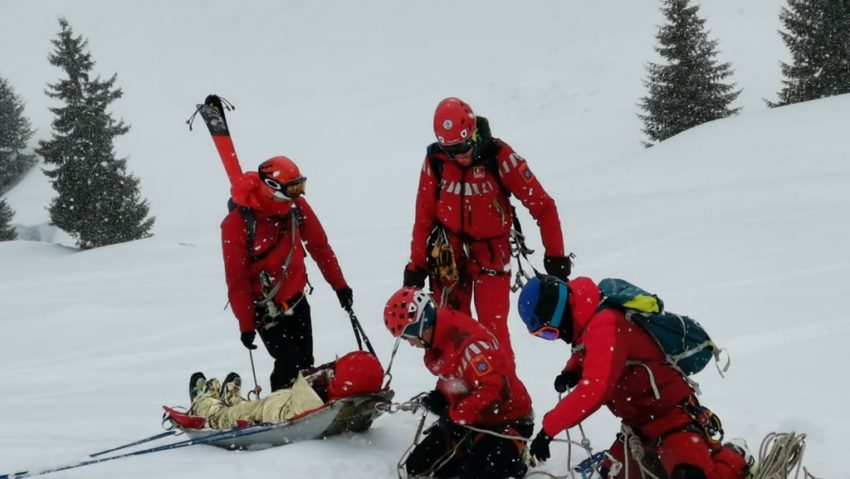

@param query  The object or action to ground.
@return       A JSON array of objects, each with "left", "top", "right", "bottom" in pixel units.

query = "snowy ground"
[{"left": 1, "top": 1, "right": 847, "bottom": 478}]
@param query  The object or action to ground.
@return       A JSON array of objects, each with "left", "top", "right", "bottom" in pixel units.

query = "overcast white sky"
[{"left": 1, "top": 1, "right": 844, "bottom": 478}]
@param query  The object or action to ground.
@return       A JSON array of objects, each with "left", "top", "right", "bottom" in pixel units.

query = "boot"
[
  {"left": 189, "top": 372, "right": 207, "bottom": 402},
  {"left": 204, "top": 378, "right": 222, "bottom": 401},
  {"left": 221, "top": 372, "right": 243, "bottom": 406}
]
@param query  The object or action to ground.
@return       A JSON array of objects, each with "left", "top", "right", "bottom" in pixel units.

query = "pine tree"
[
  {"left": 0, "top": 76, "right": 36, "bottom": 194},
  {"left": 639, "top": 0, "right": 741, "bottom": 146},
  {"left": 0, "top": 199, "right": 16, "bottom": 241},
  {"left": 37, "top": 18, "right": 154, "bottom": 249},
  {"left": 770, "top": 0, "right": 850, "bottom": 107}
]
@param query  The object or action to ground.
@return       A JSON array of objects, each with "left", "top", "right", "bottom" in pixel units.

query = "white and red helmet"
[
  {"left": 383, "top": 286, "right": 436, "bottom": 339},
  {"left": 433, "top": 97, "right": 476, "bottom": 147}
]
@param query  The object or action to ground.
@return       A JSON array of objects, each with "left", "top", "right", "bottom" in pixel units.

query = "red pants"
[
  {"left": 433, "top": 272, "right": 515, "bottom": 370},
  {"left": 608, "top": 430, "right": 748, "bottom": 479}
]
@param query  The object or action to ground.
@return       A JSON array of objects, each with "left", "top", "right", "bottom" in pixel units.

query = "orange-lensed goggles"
[{"left": 262, "top": 176, "right": 306, "bottom": 199}]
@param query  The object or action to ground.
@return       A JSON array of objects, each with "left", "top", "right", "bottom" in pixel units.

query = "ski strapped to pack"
[{"left": 187, "top": 94, "right": 243, "bottom": 184}]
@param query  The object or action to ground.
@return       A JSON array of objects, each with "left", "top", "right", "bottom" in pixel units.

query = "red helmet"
[
  {"left": 433, "top": 97, "right": 476, "bottom": 147},
  {"left": 383, "top": 286, "right": 436, "bottom": 339},
  {"left": 258, "top": 156, "right": 306, "bottom": 199}
]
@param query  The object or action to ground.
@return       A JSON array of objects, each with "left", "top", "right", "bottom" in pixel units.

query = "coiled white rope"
[{"left": 752, "top": 432, "right": 820, "bottom": 479}]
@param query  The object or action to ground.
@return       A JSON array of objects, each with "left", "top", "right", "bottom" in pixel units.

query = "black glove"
[
  {"left": 554, "top": 370, "right": 581, "bottom": 393},
  {"left": 335, "top": 287, "right": 353, "bottom": 310},
  {"left": 530, "top": 430, "right": 553, "bottom": 462},
  {"left": 544, "top": 255, "right": 572, "bottom": 282},
  {"left": 420, "top": 390, "right": 450, "bottom": 421},
  {"left": 403, "top": 266, "right": 427, "bottom": 288},
  {"left": 240, "top": 330, "right": 258, "bottom": 350}
]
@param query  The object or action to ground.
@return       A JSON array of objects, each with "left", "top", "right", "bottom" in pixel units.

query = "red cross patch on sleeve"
[{"left": 470, "top": 354, "right": 493, "bottom": 376}]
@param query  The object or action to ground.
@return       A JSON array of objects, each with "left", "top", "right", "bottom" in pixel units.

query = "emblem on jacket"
[{"left": 471, "top": 354, "right": 492, "bottom": 376}]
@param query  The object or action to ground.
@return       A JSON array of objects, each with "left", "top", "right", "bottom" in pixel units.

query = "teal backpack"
[{"left": 597, "top": 278, "right": 727, "bottom": 380}]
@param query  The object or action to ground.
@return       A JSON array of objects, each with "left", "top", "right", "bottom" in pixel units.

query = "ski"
[
  {"left": 189, "top": 94, "right": 243, "bottom": 185},
  {"left": 88, "top": 430, "right": 176, "bottom": 457},
  {"left": 0, "top": 424, "right": 276, "bottom": 479}
]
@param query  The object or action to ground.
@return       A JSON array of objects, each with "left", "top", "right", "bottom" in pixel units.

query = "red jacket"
[
  {"left": 409, "top": 140, "right": 564, "bottom": 273},
  {"left": 221, "top": 173, "right": 348, "bottom": 333},
  {"left": 424, "top": 308, "right": 533, "bottom": 426},
  {"left": 541, "top": 277, "right": 694, "bottom": 437}
]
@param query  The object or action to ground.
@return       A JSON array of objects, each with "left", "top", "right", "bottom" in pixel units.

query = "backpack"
[
  {"left": 596, "top": 278, "right": 725, "bottom": 378},
  {"left": 226, "top": 198, "right": 302, "bottom": 262}
]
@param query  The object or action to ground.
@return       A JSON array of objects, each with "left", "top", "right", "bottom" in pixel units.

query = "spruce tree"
[
  {"left": 38, "top": 18, "right": 154, "bottom": 249},
  {"left": 0, "top": 199, "right": 15, "bottom": 241},
  {"left": 639, "top": 0, "right": 741, "bottom": 146},
  {"left": 771, "top": 0, "right": 850, "bottom": 107},
  {"left": 0, "top": 76, "right": 36, "bottom": 194}
]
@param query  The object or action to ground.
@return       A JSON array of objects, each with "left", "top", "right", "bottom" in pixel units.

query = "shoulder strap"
[
  {"left": 227, "top": 198, "right": 300, "bottom": 263},
  {"left": 227, "top": 197, "right": 257, "bottom": 251},
  {"left": 240, "top": 206, "right": 256, "bottom": 249}
]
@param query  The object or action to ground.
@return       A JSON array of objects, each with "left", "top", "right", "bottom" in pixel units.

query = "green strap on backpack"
[{"left": 597, "top": 278, "right": 728, "bottom": 378}]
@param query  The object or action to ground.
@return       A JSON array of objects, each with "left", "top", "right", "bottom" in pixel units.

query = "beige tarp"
[{"left": 190, "top": 373, "right": 324, "bottom": 430}]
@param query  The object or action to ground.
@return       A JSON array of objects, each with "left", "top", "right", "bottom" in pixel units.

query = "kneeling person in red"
[
  {"left": 383, "top": 286, "right": 534, "bottom": 479},
  {"left": 518, "top": 275, "right": 752, "bottom": 479}
]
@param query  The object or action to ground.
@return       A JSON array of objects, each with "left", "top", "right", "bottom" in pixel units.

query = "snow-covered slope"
[{"left": 1, "top": 1, "right": 845, "bottom": 478}]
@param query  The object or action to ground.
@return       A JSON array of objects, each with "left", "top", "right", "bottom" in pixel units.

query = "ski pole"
[
  {"left": 247, "top": 349, "right": 262, "bottom": 400},
  {"left": 0, "top": 424, "right": 275, "bottom": 479},
  {"left": 347, "top": 307, "right": 364, "bottom": 351},
  {"left": 346, "top": 308, "right": 376, "bottom": 356},
  {"left": 88, "top": 430, "right": 176, "bottom": 457}
]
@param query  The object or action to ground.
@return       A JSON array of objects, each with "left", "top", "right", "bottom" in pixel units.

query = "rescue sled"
[{"left": 163, "top": 389, "right": 393, "bottom": 450}]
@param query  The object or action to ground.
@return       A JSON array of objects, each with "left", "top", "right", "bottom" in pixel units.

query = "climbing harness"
[
  {"left": 683, "top": 397, "right": 724, "bottom": 449},
  {"left": 255, "top": 204, "right": 301, "bottom": 318}
]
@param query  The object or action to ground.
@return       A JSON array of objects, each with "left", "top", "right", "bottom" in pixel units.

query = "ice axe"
[{"left": 247, "top": 348, "right": 262, "bottom": 400}]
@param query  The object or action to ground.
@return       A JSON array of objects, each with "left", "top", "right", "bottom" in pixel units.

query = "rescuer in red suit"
[
  {"left": 222, "top": 156, "right": 352, "bottom": 391},
  {"left": 518, "top": 275, "right": 752, "bottom": 479},
  {"left": 404, "top": 97, "right": 569, "bottom": 369}
]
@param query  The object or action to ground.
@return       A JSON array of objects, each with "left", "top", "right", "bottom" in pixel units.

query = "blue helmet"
[{"left": 517, "top": 275, "right": 570, "bottom": 340}]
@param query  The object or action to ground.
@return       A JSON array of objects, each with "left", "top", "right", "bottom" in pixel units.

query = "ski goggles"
[
  {"left": 439, "top": 138, "right": 475, "bottom": 156},
  {"left": 527, "top": 278, "right": 569, "bottom": 341},
  {"left": 531, "top": 325, "right": 561, "bottom": 341},
  {"left": 400, "top": 320, "right": 425, "bottom": 340},
  {"left": 261, "top": 175, "right": 307, "bottom": 199},
  {"left": 400, "top": 303, "right": 436, "bottom": 340}
]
